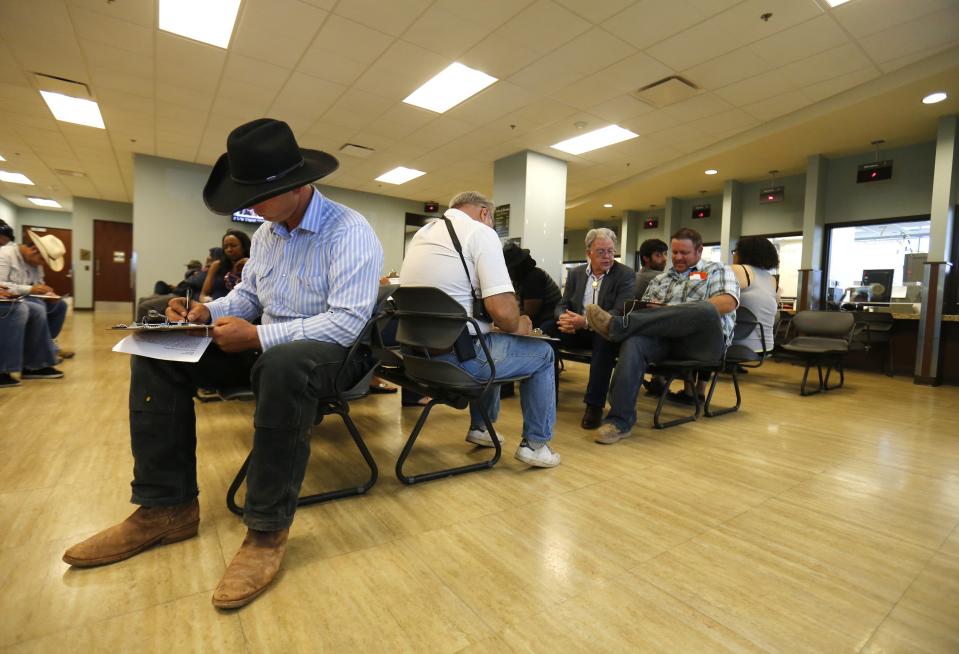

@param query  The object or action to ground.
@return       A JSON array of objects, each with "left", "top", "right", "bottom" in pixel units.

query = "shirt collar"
[
  {"left": 444, "top": 207, "right": 472, "bottom": 222},
  {"left": 271, "top": 188, "right": 324, "bottom": 238},
  {"left": 668, "top": 259, "right": 706, "bottom": 278}
]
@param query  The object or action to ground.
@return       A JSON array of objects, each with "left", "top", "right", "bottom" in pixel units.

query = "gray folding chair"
[{"left": 780, "top": 310, "right": 855, "bottom": 396}]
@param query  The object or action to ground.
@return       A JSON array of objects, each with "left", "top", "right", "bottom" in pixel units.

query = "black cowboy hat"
[{"left": 203, "top": 118, "right": 339, "bottom": 215}]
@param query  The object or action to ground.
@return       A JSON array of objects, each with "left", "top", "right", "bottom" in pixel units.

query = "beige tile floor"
[{"left": 1, "top": 310, "right": 957, "bottom": 653}]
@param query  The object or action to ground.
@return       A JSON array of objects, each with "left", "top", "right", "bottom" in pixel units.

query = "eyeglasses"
[{"left": 591, "top": 248, "right": 615, "bottom": 257}]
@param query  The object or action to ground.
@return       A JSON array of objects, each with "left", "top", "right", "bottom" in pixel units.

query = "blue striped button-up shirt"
[{"left": 207, "top": 189, "right": 384, "bottom": 350}]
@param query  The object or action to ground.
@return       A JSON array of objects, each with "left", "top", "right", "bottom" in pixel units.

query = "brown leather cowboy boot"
[
  {"left": 212, "top": 528, "right": 289, "bottom": 609},
  {"left": 62, "top": 499, "right": 200, "bottom": 567}
]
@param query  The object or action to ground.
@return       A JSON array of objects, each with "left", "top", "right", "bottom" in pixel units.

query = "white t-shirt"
[{"left": 399, "top": 208, "right": 514, "bottom": 333}]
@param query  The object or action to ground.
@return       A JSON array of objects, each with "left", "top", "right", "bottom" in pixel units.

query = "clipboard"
[
  {"left": 109, "top": 322, "right": 210, "bottom": 333},
  {"left": 30, "top": 293, "right": 61, "bottom": 300}
]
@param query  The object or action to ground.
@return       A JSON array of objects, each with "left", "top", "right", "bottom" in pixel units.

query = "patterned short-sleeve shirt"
[{"left": 642, "top": 260, "right": 740, "bottom": 342}]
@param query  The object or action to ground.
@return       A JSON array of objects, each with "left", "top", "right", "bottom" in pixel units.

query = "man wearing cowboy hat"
[
  {"left": 0, "top": 230, "right": 71, "bottom": 368},
  {"left": 63, "top": 118, "right": 383, "bottom": 610}
]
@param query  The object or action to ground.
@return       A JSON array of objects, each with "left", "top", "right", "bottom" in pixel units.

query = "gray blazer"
[{"left": 558, "top": 260, "right": 636, "bottom": 317}]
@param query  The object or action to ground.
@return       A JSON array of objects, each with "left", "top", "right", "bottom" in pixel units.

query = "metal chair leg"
[
  {"left": 823, "top": 359, "right": 845, "bottom": 391},
  {"left": 799, "top": 360, "right": 824, "bottom": 396},
  {"left": 653, "top": 372, "right": 701, "bottom": 429},
  {"left": 704, "top": 370, "right": 741, "bottom": 417},
  {"left": 225, "top": 410, "right": 379, "bottom": 517},
  {"left": 395, "top": 394, "right": 502, "bottom": 485}
]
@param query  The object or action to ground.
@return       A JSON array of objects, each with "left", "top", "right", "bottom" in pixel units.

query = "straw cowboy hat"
[
  {"left": 27, "top": 230, "right": 66, "bottom": 271},
  {"left": 203, "top": 118, "right": 339, "bottom": 215}
]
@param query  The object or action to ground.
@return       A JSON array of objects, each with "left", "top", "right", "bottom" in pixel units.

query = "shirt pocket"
[
  {"left": 254, "top": 265, "right": 276, "bottom": 307},
  {"left": 685, "top": 277, "right": 709, "bottom": 300},
  {"left": 292, "top": 275, "right": 326, "bottom": 314}
]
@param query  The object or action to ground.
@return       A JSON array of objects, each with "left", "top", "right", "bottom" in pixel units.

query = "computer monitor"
[{"left": 862, "top": 268, "right": 894, "bottom": 303}]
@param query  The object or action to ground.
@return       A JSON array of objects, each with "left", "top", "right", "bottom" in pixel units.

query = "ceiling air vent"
[
  {"left": 631, "top": 76, "right": 699, "bottom": 108},
  {"left": 339, "top": 143, "right": 375, "bottom": 158},
  {"left": 33, "top": 73, "right": 93, "bottom": 99},
  {"left": 54, "top": 169, "right": 87, "bottom": 177}
]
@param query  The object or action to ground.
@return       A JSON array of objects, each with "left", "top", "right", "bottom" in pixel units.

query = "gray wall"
[
  {"left": 677, "top": 195, "right": 723, "bottom": 243},
  {"left": 132, "top": 154, "right": 419, "bottom": 300},
  {"left": 824, "top": 141, "right": 936, "bottom": 224},
  {"left": 741, "top": 173, "right": 805, "bottom": 235},
  {"left": 16, "top": 207, "right": 73, "bottom": 230},
  {"left": 0, "top": 197, "right": 16, "bottom": 234}
]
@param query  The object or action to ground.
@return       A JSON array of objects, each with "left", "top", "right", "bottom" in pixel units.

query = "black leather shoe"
[{"left": 581, "top": 405, "right": 603, "bottom": 430}]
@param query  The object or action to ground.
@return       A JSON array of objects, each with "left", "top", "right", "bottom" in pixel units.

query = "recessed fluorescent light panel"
[
  {"left": 0, "top": 154, "right": 5, "bottom": 161},
  {"left": 403, "top": 63, "right": 498, "bottom": 113},
  {"left": 27, "top": 197, "right": 62, "bottom": 208},
  {"left": 603, "top": 203, "right": 613, "bottom": 208},
  {"left": 704, "top": 169, "right": 718, "bottom": 175},
  {"left": 39, "top": 91, "right": 105, "bottom": 129},
  {"left": 0, "top": 171, "right": 34, "bottom": 185},
  {"left": 922, "top": 92, "right": 948, "bottom": 104},
  {"left": 550, "top": 125, "right": 638, "bottom": 155},
  {"left": 825, "top": 0, "right": 851, "bottom": 6},
  {"left": 159, "top": 0, "right": 241, "bottom": 49},
  {"left": 375, "top": 167, "right": 426, "bottom": 185}
]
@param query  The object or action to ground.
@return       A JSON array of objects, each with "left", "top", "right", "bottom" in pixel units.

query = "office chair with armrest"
[
  {"left": 780, "top": 310, "right": 855, "bottom": 396},
  {"left": 388, "top": 286, "right": 533, "bottom": 485},
  {"left": 851, "top": 311, "right": 895, "bottom": 377},
  {"left": 225, "top": 285, "right": 397, "bottom": 516}
]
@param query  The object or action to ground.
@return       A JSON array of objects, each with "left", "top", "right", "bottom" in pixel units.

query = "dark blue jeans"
[
  {"left": 0, "top": 300, "right": 57, "bottom": 373},
  {"left": 129, "top": 340, "right": 367, "bottom": 531},
  {"left": 605, "top": 302, "right": 726, "bottom": 431},
  {"left": 542, "top": 320, "right": 619, "bottom": 408},
  {"left": 26, "top": 297, "right": 67, "bottom": 339}
]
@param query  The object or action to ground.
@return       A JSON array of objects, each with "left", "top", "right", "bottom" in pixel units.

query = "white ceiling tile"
[
  {"left": 0, "top": 0, "right": 75, "bottom": 36},
  {"left": 210, "top": 96, "right": 272, "bottom": 123},
  {"left": 222, "top": 55, "right": 290, "bottom": 94},
  {"left": 589, "top": 94, "right": 657, "bottom": 123},
  {"left": 233, "top": 0, "right": 328, "bottom": 68},
  {"left": 743, "top": 90, "right": 812, "bottom": 122},
  {"left": 155, "top": 85, "right": 214, "bottom": 112},
  {"left": 802, "top": 67, "right": 880, "bottom": 103},
  {"left": 831, "top": 0, "right": 957, "bottom": 38},
  {"left": 662, "top": 93, "right": 734, "bottom": 123},
  {"left": 506, "top": 98, "right": 579, "bottom": 128},
  {"left": 444, "top": 81, "right": 539, "bottom": 126},
  {"left": 603, "top": 0, "right": 714, "bottom": 50},
  {"left": 545, "top": 28, "right": 637, "bottom": 77},
  {"left": 877, "top": 43, "right": 957, "bottom": 74},
  {"left": 321, "top": 88, "right": 393, "bottom": 130},
  {"left": 434, "top": 0, "right": 533, "bottom": 30},
  {"left": 714, "top": 68, "right": 799, "bottom": 107},
  {"left": 859, "top": 7, "right": 959, "bottom": 64},
  {"left": 552, "top": 0, "right": 636, "bottom": 23},
  {"left": 647, "top": 0, "right": 823, "bottom": 71},
  {"left": 334, "top": 0, "right": 432, "bottom": 37},
  {"left": 353, "top": 40, "right": 449, "bottom": 100},
  {"left": 81, "top": 40, "right": 153, "bottom": 79},
  {"left": 299, "top": 0, "right": 337, "bottom": 8},
  {"left": 549, "top": 74, "right": 629, "bottom": 110},
  {"left": 458, "top": 32, "right": 541, "bottom": 80},
  {"left": 156, "top": 33, "right": 226, "bottom": 92},
  {"left": 90, "top": 69, "right": 154, "bottom": 99},
  {"left": 684, "top": 47, "right": 774, "bottom": 91},
  {"left": 402, "top": 6, "right": 489, "bottom": 59},
  {"left": 297, "top": 14, "right": 394, "bottom": 86},
  {"left": 689, "top": 108, "right": 760, "bottom": 137},
  {"left": 406, "top": 117, "right": 476, "bottom": 150},
  {"left": 620, "top": 110, "right": 680, "bottom": 135},
  {"left": 494, "top": 0, "right": 591, "bottom": 57},
  {"left": 509, "top": 58, "right": 585, "bottom": 96},
  {"left": 779, "top": 44, "right": 875, "bottom": 88},
  {"left": 2, "top": 34, "right": 89, "bottom": 87},
  {"left": 268, "top": 72, "right": 346, "bottom": 125},
  {"left": 748, "top": 14, "right": 848, "bottom": 68},
  {"left": 587, "top": 52, "right": 676, "bottom": 94},
  {"left": 69, "top": 6, "right": 153, "bottom": 56},
  {"left": 66, "top": 0, "right": 155, "bottom": 28}
]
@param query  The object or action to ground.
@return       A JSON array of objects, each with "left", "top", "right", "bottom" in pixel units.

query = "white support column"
[
  {"left": 720, "top": 180, "right": 742, "bottom": 265},
  {"left": 798, "top": 154, "right": 828, "bottom": 309}
]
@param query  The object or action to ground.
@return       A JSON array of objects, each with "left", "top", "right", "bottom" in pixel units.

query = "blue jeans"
[
  {"left": 0, "top": 300, "right": 58, "bottom": 373},
  {"left": 436, "top": 333, "right": 556, "bottom": 445},
  {"left": 27, "top": 297, "right": 67, "bottom": 339},
  {"left": 606, "top": 302, "right": 726, "bottom": 431}
]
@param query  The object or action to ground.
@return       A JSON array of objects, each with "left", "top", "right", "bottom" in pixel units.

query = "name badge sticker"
[{"left": 690, "top": 271, "right": 708, "bottom": 281}]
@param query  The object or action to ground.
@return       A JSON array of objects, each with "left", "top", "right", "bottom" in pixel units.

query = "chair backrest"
[
  {"left": 392, "top": 286, "right": 490, "bottom": 390},
  {"left": 791, "top": 310, "right": 855, "bottom": 339},
  {"left": 335, "top": 284, "right": 399, "bottom": 399}
]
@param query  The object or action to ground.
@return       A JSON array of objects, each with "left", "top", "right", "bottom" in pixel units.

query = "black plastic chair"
[
  {"left": 385, "top": 286, "right": 532, "bottom": 485},
  {"left": 646, "top": 357, "right": 725, "bottom": 429},
  {"left": 780, "top": 310, "right": 855, "bottom": 396},
  {"left": 851, "top": 311, "right": 894, "bottom": 377},
  {"left": 225, "top": 285, "right": 396, "bottom": 516},
  {"left": 703, "top": 306, "right": 769, "bottom": 417}
]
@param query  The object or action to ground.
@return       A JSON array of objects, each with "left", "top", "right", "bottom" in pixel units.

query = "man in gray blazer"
[{"left": 544, "top": 228, "right": 636, "bottom": 429}]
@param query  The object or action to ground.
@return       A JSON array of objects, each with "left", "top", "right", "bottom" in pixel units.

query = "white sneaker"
[
  {"left": 466, "top": 427, "right": 504, "bottom": 448},
  {"left": 514, "top": 441, "right": 561, "bottom": 468}
]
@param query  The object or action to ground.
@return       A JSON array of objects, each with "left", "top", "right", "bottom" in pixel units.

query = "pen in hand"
[{"left": 183, "top": 288, "right": 192, "bottom": 322}]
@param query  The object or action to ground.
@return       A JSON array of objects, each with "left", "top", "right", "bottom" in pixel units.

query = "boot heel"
[{"left": 160, "top": 522, "right": 199, "bottom": 544}]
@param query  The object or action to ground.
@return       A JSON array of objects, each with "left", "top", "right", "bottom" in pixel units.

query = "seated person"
[
  {"left": 543, "top": 228, "right": 635, "bottom": 430},
  {"left": 223, "top": 257, "right": 248, "bottom": 292},
  {"left": 635, "top": 238, "right": 668, "bottom": 300},
  {"left": 154, "top": 259, "right": 207, "bottom": 296},
  {"left": 586, "top": 227, "right": 739, "bottom": 445},
  {"left": 503, "top": 243, "right": 561, "bottom": 329},
  {"left": 62, "top": 119, "right": 383, "bottom": 610},
  {"left": 400, "top": 191, "right": 560, "bottom": 468},
  {"left": 0, "top": 231, "right": 70, "bottom": 355},
  {"left": 0, "top": 286, "right": 61, "bottom": 386},
  {"left": 730, "top": 236, "right": 779, "bottom": 354},
  {"left": 201, "top": 229, "right": 252, "bottom": 300}
]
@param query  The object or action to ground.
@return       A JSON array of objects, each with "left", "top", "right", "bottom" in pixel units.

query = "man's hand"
[
  {"left": 512, "top": 315, "right": 533, "bottom": 336},
  {"left": 211, "top": 316, "right": 261, "bottom": 352},
  {"left": 30, "top": 283, "right": 54, "bottom": 295},
  {"left": 0, "top": 288, "right": 14, "bottom": 299},
  {"left": 166, "top": 297, "right": 211, "bottom": 324},
  {"left": 557, "top": 309, "right": 586, "bottom": 334}
]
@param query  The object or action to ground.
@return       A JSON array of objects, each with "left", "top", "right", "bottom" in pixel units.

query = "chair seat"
[
  {"left": 724, "top": 345, "right": 764, "bottom": 364},
  {"left": 558, "top": 347, "right": 592, "bottom": 364},
  {"left": 650, "top": 359, "right": 723, "bottom": 370},
  {"left": 782, "top": 336, "right": 849, "bottom": 354}
]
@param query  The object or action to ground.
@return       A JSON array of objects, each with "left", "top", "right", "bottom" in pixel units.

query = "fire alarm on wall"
[{"left": 424, "top": 201, "right": 439, "bottom": 213}]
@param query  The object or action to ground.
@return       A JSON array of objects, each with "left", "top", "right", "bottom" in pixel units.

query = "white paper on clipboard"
[{"left": 112, "top": 331, "right": 212, "bottom": 363}]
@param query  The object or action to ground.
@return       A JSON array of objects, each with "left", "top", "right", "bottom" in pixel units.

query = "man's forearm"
[{"left": 709, "top": 293, "right": 737, "bottom": 314}]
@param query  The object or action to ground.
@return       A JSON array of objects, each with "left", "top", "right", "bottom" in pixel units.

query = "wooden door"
[
  {"left": 22, "top": 225, "right": 73, "bottom": 296},
  {"left": 93, "top": 220, "right": 133, "bottom": 302}
]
